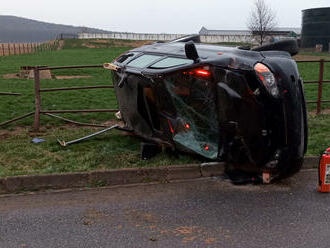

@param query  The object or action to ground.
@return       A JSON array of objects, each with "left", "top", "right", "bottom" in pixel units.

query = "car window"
[
  {"left": 150, "top": 57, "right": 193, "bottom": 68},
  {"left": 116, "top": 52, "right": 140, "bottom": 64},
  {"left": 127, "top": 54, "right": 163, "bottom": 68}
]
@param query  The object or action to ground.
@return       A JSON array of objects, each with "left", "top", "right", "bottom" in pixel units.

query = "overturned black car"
[{"left": 105, "top": 36, "right": 307, "bottom": 182}]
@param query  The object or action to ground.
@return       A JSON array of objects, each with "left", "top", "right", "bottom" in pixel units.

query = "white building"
[{"left": 199, "top": 27, "right": 301, "bottom": 43}]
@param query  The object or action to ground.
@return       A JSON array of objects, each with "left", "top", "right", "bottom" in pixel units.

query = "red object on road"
[{"left": 318, "top": 148, "right": 330, "bottom": 192}]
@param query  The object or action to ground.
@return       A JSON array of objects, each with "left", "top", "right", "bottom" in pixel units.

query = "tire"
[{"left": 252, "top": 39, "right": 299, "bottom": 56}]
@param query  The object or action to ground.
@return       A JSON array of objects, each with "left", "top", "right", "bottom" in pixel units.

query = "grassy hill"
[{"left": 0, "top": 15, "right": 112, "bottom": 43}]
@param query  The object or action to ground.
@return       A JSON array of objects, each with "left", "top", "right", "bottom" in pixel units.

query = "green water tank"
[{"left": 301, "top": 7, "right": 330, "bottom": 52}]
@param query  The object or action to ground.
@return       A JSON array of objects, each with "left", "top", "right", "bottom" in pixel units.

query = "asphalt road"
[{"left": 0, "top": 169, "right": 329, "bottom": 248}]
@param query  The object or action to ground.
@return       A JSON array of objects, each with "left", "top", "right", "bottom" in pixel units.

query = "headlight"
[{"left": 254, "top": 63, "right": 279, "bottom": 97}]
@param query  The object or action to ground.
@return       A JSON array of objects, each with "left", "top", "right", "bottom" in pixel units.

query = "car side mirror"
[{"left": 185, "top": 41, "right": 200, "bottom": 63}]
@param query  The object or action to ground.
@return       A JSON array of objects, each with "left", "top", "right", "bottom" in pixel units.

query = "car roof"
[
  {"left": 131, "top": 42, "right": 261, "bottom": 59},
  {"left": 120, "top": 42, "right": 292, "bottom": 73}
]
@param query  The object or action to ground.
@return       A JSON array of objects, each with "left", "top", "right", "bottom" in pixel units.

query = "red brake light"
[
  {"left": 195, "top": 69, "right": 210, "bottom": 77},
  {"left": 183, "top": 68, "right": 211, "bottom": 77},
  {"left": 185, "top": 123, "right": 191, "bottom": 129}
]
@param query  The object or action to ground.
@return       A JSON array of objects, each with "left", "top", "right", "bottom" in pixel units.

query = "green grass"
[
  {"left": 0, "top": 127, "right": 200, "bottom": 178},
  {"left": 62, "top": 38, "right": 149, "bottom": 50},
  {"left": 307, "top": 114, "right": 330, "bottom": 156},
  {"left": 0, "top": 113, "right": 328, "bottom": 178}
]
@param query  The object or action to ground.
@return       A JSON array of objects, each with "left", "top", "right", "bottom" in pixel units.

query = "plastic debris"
[{"left": 32, "top": 138, "right": 46, "bottom": 144}]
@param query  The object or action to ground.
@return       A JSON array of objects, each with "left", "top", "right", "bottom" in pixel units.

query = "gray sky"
[{"left": 1, "top": 0, "right": 329, "bottom": 33}]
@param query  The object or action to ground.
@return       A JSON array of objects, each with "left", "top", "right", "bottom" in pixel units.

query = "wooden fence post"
[
  {"left": 1, "top": 44, "right": 4, "bottom": 56},
  {"left": 33, "top": 67, "right": 41, "bottom": 131},
  {"left": 8, "top": 44, "right": 10, "bottom": 55},
  {"left": 317, "top": 59, "right": 324, "bottom": 115}
]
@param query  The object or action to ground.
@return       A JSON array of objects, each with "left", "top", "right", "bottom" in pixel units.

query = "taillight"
[
  {"left": 254, "top": 63, "right": 279, "bottom": 97},
  {"left": 195, "top": 69, "right": 211, "bottom": 77},
  {"left": 183, "top": 68, "right": 211, "bottom": 77}
]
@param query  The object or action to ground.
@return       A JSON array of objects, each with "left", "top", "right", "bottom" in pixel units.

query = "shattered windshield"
[{"left": 164, "top": 69, "right": 219, "bottom": 159}]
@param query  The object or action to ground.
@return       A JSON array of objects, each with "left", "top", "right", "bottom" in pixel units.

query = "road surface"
[{"left": 0, "top": 169, "right": 329, "bottom": 248}]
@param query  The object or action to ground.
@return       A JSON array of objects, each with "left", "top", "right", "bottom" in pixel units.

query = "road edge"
[{"left": 0, "top": 157, "right": 319, "bottom": 194}]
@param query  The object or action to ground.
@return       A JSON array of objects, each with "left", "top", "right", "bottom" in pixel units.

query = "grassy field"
[
  {"left": 0, "top": 39, "right": 329, "bottom": 178},
  {"left": 0, "top": 44, "right": 127, "bottom": 126},
  {"left": 0, "top": 126, "right": 199, "bottom": 177}
]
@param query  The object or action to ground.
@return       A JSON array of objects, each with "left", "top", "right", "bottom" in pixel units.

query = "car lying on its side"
[{"left": 105, "top": 35, "right": 307, "bottom": 183}]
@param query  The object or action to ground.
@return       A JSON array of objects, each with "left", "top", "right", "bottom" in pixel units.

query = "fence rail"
[
  {"left": 296, "top": 59, "right": 330, "bottom": 114},
  {"left": 32, "top": 65, "right": 115, "bottom": 130},
  {"left": 0, "top": 92, "right": 21, "bottom": 96},
  {"left": 0, "top": 40, "right": 60, "bottom": 56},
  {"left": 0, "top": 59, "right": 329, "bottom": 130}
]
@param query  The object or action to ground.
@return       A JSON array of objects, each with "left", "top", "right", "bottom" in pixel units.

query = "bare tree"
[{"left": 247, "top": 0, "right": 277, "bottom": 45}]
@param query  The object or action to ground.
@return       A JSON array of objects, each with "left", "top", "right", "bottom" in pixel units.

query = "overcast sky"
[{"left": 0, "top": 0, "right": 329, "bottom": 33}]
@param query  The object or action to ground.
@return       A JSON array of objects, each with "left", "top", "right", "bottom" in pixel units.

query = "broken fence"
[
  {"left": 1, "top": 65, "right": 118, "bottom": 131},
  {"left": 0, "top": 60, "right": 329, "bottom": 130}
]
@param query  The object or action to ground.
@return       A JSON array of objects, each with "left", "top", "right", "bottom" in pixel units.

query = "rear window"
[
  {"left": 150, "top": 57, "right": 193, "bottom": 69},
  {"left": 127, "top": 55, "right": 163, "bottom": 68}
]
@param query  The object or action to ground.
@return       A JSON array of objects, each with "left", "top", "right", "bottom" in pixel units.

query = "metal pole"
[
  {"left": 317, "top": 59, "right": 324, "bottom": 115},
  {"left": 33, "top": 67, "right": 41, "bottom": 131},
  {"left": 58, "top": 125, "right": 119, "bottom": 147}
]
